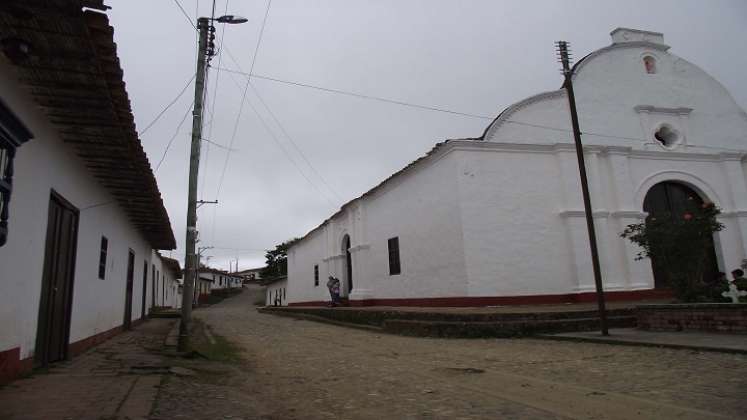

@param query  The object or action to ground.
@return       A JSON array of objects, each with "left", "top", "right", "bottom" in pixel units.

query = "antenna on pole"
[{"left": 556, "top": 40, "right": 573, "bottom": 75}]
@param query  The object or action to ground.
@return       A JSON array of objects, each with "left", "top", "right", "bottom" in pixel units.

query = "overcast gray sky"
[{"left": 108, "top": 0, "right": 747, "bottom": 271}]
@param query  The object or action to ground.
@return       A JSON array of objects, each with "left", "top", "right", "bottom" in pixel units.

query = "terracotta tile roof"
[{"left": 0, "top": 0, "right": 176, "bottom": 249}]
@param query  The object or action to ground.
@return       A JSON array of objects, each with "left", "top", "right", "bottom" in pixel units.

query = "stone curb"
[{"left": 537, "top": 333, "right": 747, "bottom": 355}]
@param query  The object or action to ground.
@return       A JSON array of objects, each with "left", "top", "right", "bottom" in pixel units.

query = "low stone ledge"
[{"left": 636, "top": 303, "right": 747, "bottom": 334}]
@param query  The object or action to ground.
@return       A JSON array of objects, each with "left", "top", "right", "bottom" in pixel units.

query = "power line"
[
  {"left": 214, "top": 78, "right": 250, "bottom": 199},
  {"left": 171, "top": 0, "right": 196, "bottom": 28},
  {"left": 249, "top": 0, "right": 272, "bottom": 77},
  {"left": 155, "top": 100, "right": 194, "bottom": 172},
  {"left": 202, "top": 0, "right": 231, "bottom": 200},
  {"left": 214, "top": 65, "right": 493, "bottom": 120},
  {"left": 140, "top": 73, "right": 195, "bottom": 136},
  {"left": 249, "top": 82, "right": 342, "bottom": 200},
  {"left": 224, "top": 46, "right": 342, "bottom": 201}
]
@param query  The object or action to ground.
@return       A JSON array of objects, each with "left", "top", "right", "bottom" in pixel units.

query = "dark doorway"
[
  {"left": 141, "top": 261, "right": 148, "bottom": 320},
  {"left": 342, "top": 234, "right": 352, "bottom": 294},
  {"left": 35, "top": 191, "right": 79, "bottom": 366},
  {"left": 643, "top": 181, "right": 720, "bottom": 288},
  {"left": 123, "top": 250, "right": 135, "bottom": 330}
]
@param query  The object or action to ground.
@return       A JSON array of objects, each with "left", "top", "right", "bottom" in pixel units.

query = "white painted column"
[
  {"left": 718, "top": 155, "right": 747, "bottom": 271},
  {"left": 555, "top": 145, "right": 594, "bottom": 292},
  {"left": 606, "top": 149, "right": 653, "bottom": 289},
  {"left": 349, "top": 201, "right": 373, "bottom": 302}
]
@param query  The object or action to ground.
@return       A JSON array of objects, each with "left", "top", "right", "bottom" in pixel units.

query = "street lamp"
[{"left": 178, "top": 15, "right": 246, "bottom": 352}]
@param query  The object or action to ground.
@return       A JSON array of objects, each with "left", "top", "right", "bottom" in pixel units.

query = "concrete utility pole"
[
  {"left": 556, "top": 41, "right": 609, "bottom": 336},
  {"left": 176, "top": 13, "right": 246, "bottom": 351},
  {"left": 178, "top": 17, "right": 210, "bottom": 352}
]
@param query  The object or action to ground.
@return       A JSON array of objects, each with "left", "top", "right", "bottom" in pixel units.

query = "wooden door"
[
  {"left": 141, "top": 261, "right": 148, "bottom": 319},
  {"left": 123, "top": 250, "right": 134, "bottom": 330},
  {"left": 643, "top": 182, "right": 719, "bottom": 288},
  {"left": 35, "top": 192, "right": 79, "bottom": 366}
]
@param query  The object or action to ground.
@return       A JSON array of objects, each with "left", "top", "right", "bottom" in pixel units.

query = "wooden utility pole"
[
  {"left": 557, "top": 41, "right": 609, "bottom": 335},
  {"left": 178, "top": 17, "right": 210, "bottom": 352}
]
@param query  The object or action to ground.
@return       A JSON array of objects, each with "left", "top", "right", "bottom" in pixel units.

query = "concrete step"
[{"left": 263, "top": 306, "right": 634, "bottom": 327}]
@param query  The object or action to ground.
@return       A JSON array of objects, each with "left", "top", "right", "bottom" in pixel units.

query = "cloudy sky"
[{"left": 107, "top": 0, "right": 747, "bottom": 271}]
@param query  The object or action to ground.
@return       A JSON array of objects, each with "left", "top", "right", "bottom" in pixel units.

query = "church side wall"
[
  {"left": 455, "top": 148, "right": 577, "bottom": 297},
  {"left": 287, "top": 151, "right": 468, "bottom": 304},
  {"left": 0, "top": 64, "right": 159, "bottom": 367},
  {"left": 359, "top": 152, "right": 467, "bottom": 301}
]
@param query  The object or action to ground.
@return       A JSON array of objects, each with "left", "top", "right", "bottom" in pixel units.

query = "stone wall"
[{"left": 636, "top": 304, "right": 747, "bottom": 333}]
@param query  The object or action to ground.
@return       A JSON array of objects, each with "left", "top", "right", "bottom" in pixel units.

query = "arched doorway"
[
  {"left": 342, "top": 234, "right": 352, "bottom": 294},
  {"left": 642, "top": 181, "right": 720, "bottom": 288}
]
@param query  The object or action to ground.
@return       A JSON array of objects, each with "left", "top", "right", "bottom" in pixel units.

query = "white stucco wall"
[
  {"left": 286, "top": 28, "right": 747, "bottom": 306},
  {"left": 265, "top": 279, "right": 288, "bottom": 306},
  {"left": 0, "top": 59, "right": 167, "bottom": 359},
  {"left": 288, "top": 150, "right": 467, "bottom": 304}
]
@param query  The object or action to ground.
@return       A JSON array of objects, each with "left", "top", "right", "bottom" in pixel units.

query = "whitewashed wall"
[
  {"left": 288, "top": 150, "right": 467, "bottom": 304},
  {"left": 287, "top": 29, "right": 747, "bottom": 306},
  {"left": 0, "top": 59, "right": 164, "bottom": 360},
  {"left": 265, "top": 279, "right": 288, "bottom": 306}
]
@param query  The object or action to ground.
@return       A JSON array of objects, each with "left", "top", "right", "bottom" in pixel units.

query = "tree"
[
  {"left": 260, "top": 238, "right": 299, "bottom": 279},
  {"left": 620, "top": 200, "right": 724, "bottom": 302}
]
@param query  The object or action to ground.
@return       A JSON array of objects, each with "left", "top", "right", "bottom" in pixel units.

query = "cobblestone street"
[
  {"left": 0, "top": 319, "right": 174, "bottom": 420},
  {"left": 171, "top": 289, "right": 746, "bottom": 420},
  {"left": 2, "top": 290, "right": 745, "bottom": 419}
]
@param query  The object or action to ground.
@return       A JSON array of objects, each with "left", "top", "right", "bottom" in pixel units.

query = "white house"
[
  {"left": 0, "top": 2, "right": 176, "bottom": 383},
  {"left": 236, "top": 267, "right": 264, "bottom": 283},
  {"left": 265, "top": 277, "right": 288, "bottom": 306},
  {"left": 152, "top": 254, "right": 182, "bottom": 309},
  {"left": 287, "top": 28, "right": 747, "bottom": 307}
]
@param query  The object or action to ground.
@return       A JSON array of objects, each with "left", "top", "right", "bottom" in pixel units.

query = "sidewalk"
[
  {"left": 0, "top": 319, "right": 175, "bottom": 420},
  {"left": 544, "top": 328, "right": 747, "bottom": 354}
]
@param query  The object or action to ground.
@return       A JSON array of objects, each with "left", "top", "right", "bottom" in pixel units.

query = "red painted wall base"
[{"left": 289, "top": 288, "right": 672, "bottom": 308}]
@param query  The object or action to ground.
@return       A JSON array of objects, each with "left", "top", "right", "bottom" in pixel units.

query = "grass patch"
[{"left": 190, "top": 319, "right": 243, "bottom": 363}]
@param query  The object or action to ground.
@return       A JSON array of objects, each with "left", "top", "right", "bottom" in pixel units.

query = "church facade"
[{"left": 286, "top": 28, "right": 747, "bottom": 306}]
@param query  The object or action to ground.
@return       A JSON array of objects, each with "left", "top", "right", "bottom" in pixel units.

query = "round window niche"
[
  {"left": 653, "top": 124, "right": 681, "bottom": 148},
  {"left": 643, "top": 56, "right": 657, "bottom": 74}
]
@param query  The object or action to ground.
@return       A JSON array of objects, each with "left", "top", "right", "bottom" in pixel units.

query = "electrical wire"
[
  {"left": 213, "top": 66, "right": 493, "bottom": 120},
  {"left": 140, "top": 73, "right": 195, "bottom": 136},
  {"left": 214, "top": 78, "right": 250, "bottom": 199},
  {"left": 172, "top": 0, "right": 196, "bottom": 28},
  {"left": 211, "top": 0, "right": 274, "bottom": 204},
  {"left": 155, "top": 100, "right": 194, "bottom": 172},
  {"left": 249, "top": 0, "right": 272, "bottom": 78},
  {"left": 223, "top": 46, "right": 342, "bottom": 201},
  {"left": 202, "top": 0, "right": 231, "bottom": 200}
]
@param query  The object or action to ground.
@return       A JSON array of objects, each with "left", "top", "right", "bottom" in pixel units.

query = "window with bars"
[
  {"left": 388, "top": 237, "right": 401, "bottom": 275},
  {"left": 98, "top": 236, "right": 108, "bottom": 279},
  {"left": 0, "top": 97, "right": 33, "bottom": 247},
  {"left": 314, "top": 264, "right": 319, "bottom": 286}
]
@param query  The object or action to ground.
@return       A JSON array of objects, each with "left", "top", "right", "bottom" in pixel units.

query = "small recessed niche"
[
  {"left": 643, "top": 56, "right": 657, "bottom": 74},
  {"left": 653, "top": 124, "right": 680, "bottom": 148}
]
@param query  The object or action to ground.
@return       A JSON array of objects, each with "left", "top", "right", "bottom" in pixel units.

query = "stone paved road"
[{"left": 182, "top": 288, "right": 747, "bottom": 420}]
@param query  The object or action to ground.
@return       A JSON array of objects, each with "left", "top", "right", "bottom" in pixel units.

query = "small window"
[
  {"left": 314, "top": 265, "right": 319, "bottom": 286},
  {"left": 98, "top": 236, "right": 108, "bottom": 279},
  {"left": 643, "top": 56, "right": 656, "bottom": 74},
  {"left": 388, "top": 237, "right": 401, "bottom": 275}
]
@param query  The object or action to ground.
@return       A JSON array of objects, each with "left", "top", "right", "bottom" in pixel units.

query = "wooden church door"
[{"left": 643, "top": 181, "right": 719, "bottom": 288}]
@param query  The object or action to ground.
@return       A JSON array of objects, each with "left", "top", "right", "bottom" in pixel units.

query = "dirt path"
[{"left": 180, "top": 288, "right": 746, "bottom": 419}]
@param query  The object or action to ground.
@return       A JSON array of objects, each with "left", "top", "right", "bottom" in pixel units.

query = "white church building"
[{"left": 286, "top": 28, "right": 747, "bottom": 307}]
